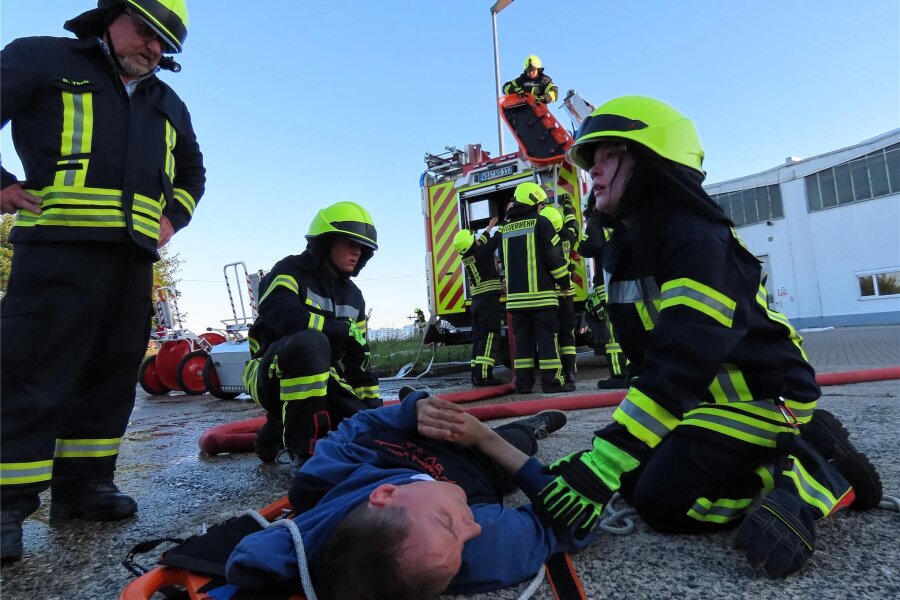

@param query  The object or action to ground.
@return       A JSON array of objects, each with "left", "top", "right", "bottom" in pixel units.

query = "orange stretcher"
[{"left": 499, "top": 93, "right": 574, "bottom": 166}]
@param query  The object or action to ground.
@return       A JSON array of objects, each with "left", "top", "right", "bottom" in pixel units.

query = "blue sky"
[{"left": 2, "top": 1, "right": 898, "bottom": 332}]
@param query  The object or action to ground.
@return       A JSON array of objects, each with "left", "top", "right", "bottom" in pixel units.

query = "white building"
[{"left": 704, "top": 129, "right": 900, "bottom": 328}]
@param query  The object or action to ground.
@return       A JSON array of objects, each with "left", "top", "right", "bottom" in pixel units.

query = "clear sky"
[{"left": 2, "top": 1, "right": 898, "bottom": 333}]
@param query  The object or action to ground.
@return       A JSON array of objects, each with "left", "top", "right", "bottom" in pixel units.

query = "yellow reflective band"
[
  {"left": 755, "top": 464, "right": 775, "bottom": 493},
  {"left": 55, "top": 437, "right": 120, "bottom": 458},
  {"left": 559, "top": 346, "right": 577, "bottom": 355},
  {"left": 132, "top": 194, "right": 163, "bottom": 220},
  {"left": 356, "top": 319, "right": 368, "bottom": 335},
  {"left": 15, "top": 208, "right": 126, "bottom": 228},
  {"left": 613, "top": 388, "right": 680, "bottom": 448},
  {"left": 243, "top": 358, "right": 262, "bottom": 405},
  {"left": 634, "top": 300, "right": 659, "bottom": 330},
  {"left": 280, "top": 371, "right": 329, "bottom": 401},
  {"left": 308, "top": 312, "right": 325, "bottom": 331},
  {"left": 164, "top": 119, "right": 177, "bottom": 180},
  {"left": 329, "top": 368, "right": 358, "bottom": 395},
  {"left": 60, "top": 90, "right": 93, "bottom": 155},
  {"left": 527, "top": 232, "right": 538, "bottom": 292},
  {"left": 174, "top": 188, "right": 196, "bottom": 216},
  {"left": 756, "top": 284, "right": 809, "bottom": 362},
  {"left": 353, "top": 385, "right": 380, "bottom": 400},
  {"left": 0, "top": 460, "right": 54, "bottom": 485},
  {"left": 259, "top": 274, "right": 300, "bottom": 305},
  {"left": 514, "top": 358, "right": 535, "bottom": 369},
  {"left": 687, "top": 496, "right": 754, "bottom": 523},
  {"left": 680, "top": 405, "right": 799, "bottom": 447},
  {"left": 53, "top": 158, "right": 90, "bottom": 188},
  {"left": 782, "top": 455, "right": 843, "bottom": 517},
  {"left": 248, "top": 338, "right": 260, "bottom": 355},
  {"left": 538, "top": 359, "right": 562, "bottom": 369},
  {"left": 550, "top": 263, "right": 569, "bottom": 280},
  {"left": 660, "top": 277, "right": 736, "bottom": 328}
]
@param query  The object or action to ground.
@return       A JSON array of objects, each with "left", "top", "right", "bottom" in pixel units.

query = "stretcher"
[{"left": 499, "top": 93, "right": 574, "bottom": 166}]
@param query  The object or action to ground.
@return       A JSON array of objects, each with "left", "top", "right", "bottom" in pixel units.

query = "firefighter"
[
  {"left": 535, "top": 96, "right": 882, "bottom": 577},
  {"left": 454, "top": 218, "right": 503, "bottom": 386},
  {"left": 502, "top": 182, "right": 574, "bottom": 394},
  {"left": 578, "top": 199, "right": 629, "bottom": 389},
  {"left": 0, "top": 0, "right": 203, "bottom": 563},
  {"left": 245, "top": 202, "right": 382, "bottom": 470},
  {"left": 539, "top": 198, "right": 579, "bottom": 384},
  {"left": 502, "top": 55, "right": 559, "bottom": 104}
]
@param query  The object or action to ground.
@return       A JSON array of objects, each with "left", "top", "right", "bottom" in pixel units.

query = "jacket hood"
[{"left": 64, "top": 5, "right": 121, "bottom": 39}]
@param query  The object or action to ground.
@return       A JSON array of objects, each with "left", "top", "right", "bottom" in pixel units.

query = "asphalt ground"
[{"left": 1, "top": 325, "right": 898, "bottom": 599}]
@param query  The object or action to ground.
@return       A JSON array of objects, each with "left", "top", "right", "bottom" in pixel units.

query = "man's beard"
[{"left": 117, "top": 53, "right": 158, "bottom": 77}]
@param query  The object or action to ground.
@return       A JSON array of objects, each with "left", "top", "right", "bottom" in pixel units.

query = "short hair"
[{"left": 310, "top": 502, "right": 453, "bottom": 600}]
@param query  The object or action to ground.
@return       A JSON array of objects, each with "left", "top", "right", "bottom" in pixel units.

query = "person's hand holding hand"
[
  {"left": 157, "top": 215, "right": 174, "bottom": 248},
  {"left": 1, "top": 183, "right": 42, "bottom": 215},
  {"left": 416, "top": 396, "right": 489, "bottom": 446}
]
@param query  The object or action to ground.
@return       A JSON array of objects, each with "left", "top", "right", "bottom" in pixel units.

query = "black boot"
[
  {"left": 50, "top": 482, "right": 137, "bottom": 521},
  {"left": 255, "top": 412, "right": 283, "bottom": 463},
  {"left": 398, "top": 385, "right": 417, "bottom": 401},
  {"left": 800, "top": 409, "right": 883, "bottom": 510},
  {"left": 564, "top": 371, "right": 577, "bottom": 385},
  {"left": 541, "top": 381, "right": 576, "bottom": 393},
  {"left": 596, "top": 376, "right": 629, "bottom": 390},
  {"left": 510, "top": 410, "right": 568, "bottom": 440},
  {"left": 0, "top": 498, "right": 39, "bottom": 563}
]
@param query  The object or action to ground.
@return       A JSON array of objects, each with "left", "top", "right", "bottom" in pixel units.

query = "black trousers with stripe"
[
  {"left": 1, "top": 242, "right": 153, "bottom": 510},
  {"left": 470, "top": 293, "right": 501, "bottom": 382},
  {"left": 511, "top": 308, "right": 562, "bottom": 389}
]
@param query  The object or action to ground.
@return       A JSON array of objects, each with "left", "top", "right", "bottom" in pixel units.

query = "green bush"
[{"left": 369, "top": 329, "right": 469, "bottom": 374}]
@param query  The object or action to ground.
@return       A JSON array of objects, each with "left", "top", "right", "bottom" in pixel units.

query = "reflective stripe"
[
  {"left": 308, "top": 312, "right": 325, "bottom": 331},
  {"left": 329, "top": 368, "right": 357, "bottom": 395},
  {"left": 687, "top": 496, "right": 754, "bottom": 523},
  {"left": 757, "top": 284, "right": 809, "bottom": 362},
  {"left": 0, "top": 460, "right": 53, "bottom": 485},
  {"left": 259, "top": 274, "right": 299, "bottom": 305},
  {"left": 514, "top": 358, "right": 534, "bottom": 369},
  {"left": 164, "top": 119, "right": 177, "bottom": 181},
  {"left": 680, "top": 407, "right": 797, "bottom": 447},
  {"left": 472, "top": 279, "right": 502, "bottom": 295},
  {"left": 660, "top": 277, "right": 736, "bottom": 328},
  {"left": 755, "top": 464, "right": 775, "bottom": 493},
  {"left": 538, "top": 358, "right": 562, "bottom": 369},
  {"left": 280, "top": 372, "right": 329, "bottom": 401},
  {"left": 783, "top": 454, "right": 845, "bottom": 518},
  {"left": 60, "top": 90, "right": 93, "bottom": 156},
  {"left": 613, "top": 388, "right": 680, "bottom": 448},
  {"left": 248, "top": 338, "right": 260, "bottom": 355},
  {"left": 243, "top": 358, "right": 261, "bottom": 404},
  {"left": 590, "top": 437, "right": 641, "bottom": 490},
  {"left": 708, "top": 365, "right": 754, "bottom": 403},
  {"left": 306, "top": 290, "right": 334, "bottom": 313},
  {"left": 173, "top": 188, "right": 196, "bottom": 216},
  {"left": 15, "top": 209, "right": 126, "bottom": 228},
  {"left": 54, "top": 158, "right": 89, "bottom": 188},
  {"left": 635, "top": 300, "right": 660, "bottom": 330},
  {"left": 559, "top": 345, "right": 577, "bottom": 355},
  {"left": 550, "top": 263, "right": 569, "bottom": 280},
  {"left": 335, "top": 304, "right": 359, "bottom": 320},
  {"left": 606, "top": 278, "right": 659, "bottom": 304},
  {"left": 353, "top": 385, "right": 380, "bottom": 400},
  {"left": 355, "top": 319, "right": 368, "bottom": 335},
  {"left": 55, "top": 437, "right": 120, "bottom": 458}
]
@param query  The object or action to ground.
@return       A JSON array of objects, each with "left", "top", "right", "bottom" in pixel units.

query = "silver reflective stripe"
[
  {"left": 0, "top": 463, "right": 53, "bottom": 483},
  {"left": 683, "top": 410, "right": 781, "bottom": 442},
  {"left": 306, "top": 290, "right": 334, "bottom": 312},
  {"left": 607, "top": 278, "right": 659, "bottom": 304},
  {"left": 335, "top": 304, "right": 359, "bottom": 320},
  {"left": 503, "top": 226, "right": 535, "bottom": 238},
  {"left": 617, "top": 398, "right": 672, "bottom": 443},
  {"left": 786, "top": 459, "right": 841, "bottom": 512},
  {"left": 661, "top": 285, "right": 735, "bottom": 322}
]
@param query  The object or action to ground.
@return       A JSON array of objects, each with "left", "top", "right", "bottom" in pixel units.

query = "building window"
[
  {"left": 806, "top": 142, "right": 900, "bottom": 212},
  {"left": 711, "top": 184, "right": 784, "bottom": 227},
  {"left": 857, "top": 269, "right": 900, "bottom": 298}
]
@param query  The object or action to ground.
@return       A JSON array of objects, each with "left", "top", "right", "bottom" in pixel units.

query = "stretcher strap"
[{"left": 545, "top": 552, "right": 587, "bottom": 600}]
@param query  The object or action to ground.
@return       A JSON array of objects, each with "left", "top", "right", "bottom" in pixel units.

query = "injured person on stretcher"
[{"left": 225, "top": 389, "right": 594, "bottom": 599}]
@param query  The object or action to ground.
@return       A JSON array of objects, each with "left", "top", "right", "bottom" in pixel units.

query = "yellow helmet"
[
  {"left": 539, "top": 205, "right": 563, "bottom": 232},
  {"left": 566, "top": 96, "right": 705, "bottom": 174},
  {"left": 523, "top": 55, "right": 542, "bottom": 70},
  {"left": 306, "top": 201, "right": 378, "bottom": 250},
  {"left": 513, "top": 182, "right": 547, "bottom": 206},
  {"left": 67, "top": 0, "right": 190, "bottom": 53},
  {"left": 452, "top": 229, "right": 475, "bottom": 254}
]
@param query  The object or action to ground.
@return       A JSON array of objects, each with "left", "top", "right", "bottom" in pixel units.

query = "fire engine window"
[{"left": 468, "top": 199, "right": 495, "bottom": 222}]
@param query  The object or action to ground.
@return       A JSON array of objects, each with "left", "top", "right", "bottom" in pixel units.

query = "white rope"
[
  {"left": 515, "top": 565, "right": 546, "bottom": 600},
  {"left": 596, "top": 492, "right": 637, "bottom": 535},
  {"left": 878, "top": 494, "right": 900, "bottom": 512},
  {"left": 245, "top": 510, "right": 318, "bottom": 600}
]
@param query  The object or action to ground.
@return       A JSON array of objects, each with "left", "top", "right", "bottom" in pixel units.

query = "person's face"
[
  {"left": 525, "top": 67, "right": 539, "bottom": 79},
  {"left": 330, "top": 237, "right": 364, "bottom": 273},
  {"left": 106, "top": 10, "right": 163, "bottom": 77},
  {"left": 589, "top": 143, "right": 635, "bottom": 215},
  {"left": 370, "top": 481, "right": 482, "bottom": 579}
]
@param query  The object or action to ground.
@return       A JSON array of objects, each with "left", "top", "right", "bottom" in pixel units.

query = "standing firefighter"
[
  {"left": 536, "top": 96, "right": 882, "bottom": 577},
  {"left": 454, "top": 218, "right": 503, "bottom": 386},
  {"left": 503, "top": 55, "right": 559, "bottom": 104},
  {"left": 0, "top": 0, "right": 204, "bottom": 563},
  {"left": 502, "top": 182, "right": 574, "bottom": 394},
  {"left": 244, "top": 202, "right": 382, "bottom": 470}
]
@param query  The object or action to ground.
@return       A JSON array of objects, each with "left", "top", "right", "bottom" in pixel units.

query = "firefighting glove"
[
  {"left": 585, "top": 288, "right": 606, "bottom": 320},
  {"left": 735, "top": 486, "right": 816, "bottom": 578},
  {"left": 348, "top": 321, "right": 366, "bottom": 347},
  {"left": 536, "top": 440, "right": 614, "bottom": 539}
]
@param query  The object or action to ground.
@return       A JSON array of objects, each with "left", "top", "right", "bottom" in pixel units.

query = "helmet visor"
[{"left": 333, "top": 219, "right": 378, "bottom": 250}]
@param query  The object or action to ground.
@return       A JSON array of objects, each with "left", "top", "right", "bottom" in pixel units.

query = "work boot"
[
  {"left": 1, "top": 498, "right": 39, "bottom": 564},
  {"left": 541, "top": 381, "right": 576, "bottom": 393},
  {"left": 515, "top": 382, "right": 534, "bottom": 394},
  {"left": 511, "top": 410, "right": 568, "bottom": 440},
  {"left": 50, "top": 482, "right": 137, "bottom": 521},
  {"left": 398, "top": 385, "right": 417, "bottom": 401},
  {"left": 564, "top": 371, "right": 577, "bottom": 385},
  {"left": 596, "top": 376, "right": 629, "bottom": 390},
  {"left": 255, "top": 413, "right": 283, "bottom": 463},
  {"left": 473, "top": 376, "right": 503, "bottom": 387},
  {"left": 800, "top": 409, "right": 883, "bottom": 510}
]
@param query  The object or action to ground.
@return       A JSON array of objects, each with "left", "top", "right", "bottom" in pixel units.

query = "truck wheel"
[
  {"left": 203, "top": 355, "right": 240, "bottom": 400},
  {"left": 139, "top": 355, "right": 171, "bottom": 396},
  {"left": 176, "top": 350, "right": 208, "bottom": 396}
]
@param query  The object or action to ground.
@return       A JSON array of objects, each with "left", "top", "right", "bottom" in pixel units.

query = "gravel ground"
[{"left": 1, "top": 326, "right": 898, "bottom": 599}]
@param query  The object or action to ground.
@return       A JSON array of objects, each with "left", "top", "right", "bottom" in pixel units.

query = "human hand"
[
  {"left": 416, "top": 396, "right": 488, "bottom": 445},
  {"left": 488, "top": 216, "right": 499, "bottom": 229},
  {"left": 348, "top": 321, "right": 366, "bottom": 347},
  {"left": 157, "top": 215, "right": 174, "bottom": 247},
  {"left": 1, "top": 183, "right": 42, "bottom": 215}
]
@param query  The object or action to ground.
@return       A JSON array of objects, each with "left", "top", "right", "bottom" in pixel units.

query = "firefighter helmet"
[
  {"left": 65, "top": 0, "right": 189, "bottom": 53},
  {"left": 306, "top": 201, "right": 378, "bottom": 251},
  {"left": 523, "top": 55, "right": 543, "bottom": 71},
  {"left": 539, "top": 205, "right": 563, "bottom": 233},
  {"left": 452, "top": 230, "right": 475, "bottom": 255},
  {"left": 566, "top": 96, "right": 705, "bottom": 174},
  {"left": 513, "top": 182, "right": 547, "bottom": 206}
]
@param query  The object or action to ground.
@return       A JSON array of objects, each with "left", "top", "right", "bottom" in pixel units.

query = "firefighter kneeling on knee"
[{"left": 243, "top": 202, "right": 382, "bottom": 469}]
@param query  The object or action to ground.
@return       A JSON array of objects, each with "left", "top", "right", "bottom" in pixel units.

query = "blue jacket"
[{"left": 226, "top": 393, "right": 596, "bottom": 594}]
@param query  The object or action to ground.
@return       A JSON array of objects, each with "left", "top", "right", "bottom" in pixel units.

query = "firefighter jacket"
[
  {"left": 461, "top": 229, "right": 502, "bottom": 297},
  {"left": 0, "top": 35, "right": 205, "bottom": 256},
  {"left": 501, "top": 203, "right": 570, "bottom": 311},
  {"left": 248, "top": 251, "right": 379, "bottom": 401},
  {"left": 587, "top": 206, "right": 820, "bottom": 481},
  {"left": 502, "top": 72, "right": 559, "bottom": 103}
]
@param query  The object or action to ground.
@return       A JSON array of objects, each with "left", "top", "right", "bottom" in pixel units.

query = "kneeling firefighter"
[{"left": 244, "top": 202, "right": 382, "bottom": 467}]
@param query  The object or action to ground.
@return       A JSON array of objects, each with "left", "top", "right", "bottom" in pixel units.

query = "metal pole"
[{"left": 491, "top": 10, "right": 505, "bottom": 155}]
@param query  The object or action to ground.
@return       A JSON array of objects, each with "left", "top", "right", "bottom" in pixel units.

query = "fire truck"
[{"left": 420, "top": 92, "right": 594, "bottom": 359}]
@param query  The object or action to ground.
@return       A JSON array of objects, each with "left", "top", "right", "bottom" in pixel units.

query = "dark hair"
[{"left": 310, "top": 502, "right": 453, "bottom": 600}]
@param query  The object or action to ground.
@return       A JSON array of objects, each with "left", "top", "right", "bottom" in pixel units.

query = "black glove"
[{"left": 735, "top": 487, "right": 816, "bottom": 578}]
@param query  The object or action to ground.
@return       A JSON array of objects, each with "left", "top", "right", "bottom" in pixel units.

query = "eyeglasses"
[{"left": 124, "top": 8, "right": 163, "bottom": 45}]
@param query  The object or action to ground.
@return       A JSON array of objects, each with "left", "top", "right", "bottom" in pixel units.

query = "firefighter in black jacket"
[
  {"left": 502, "top": 55, "right": 559, "bottom": 104},
  {"left": 245, "top": 202, "right": 382, "bottom": 469},
  {"left": 454, "top": 218, "right": 503, "bottom": 386},
  {"left": 578, "top": 201, "right": 629, "bottom": 389},
  {"left": 0, "top": 0, "right": 204, "bottom": 563},
  {"left": 535, "top": 96, "right": 882, "bottom": 578},
  {"left": 502, "top": 182, "right": 574, "bottom": 394}
]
